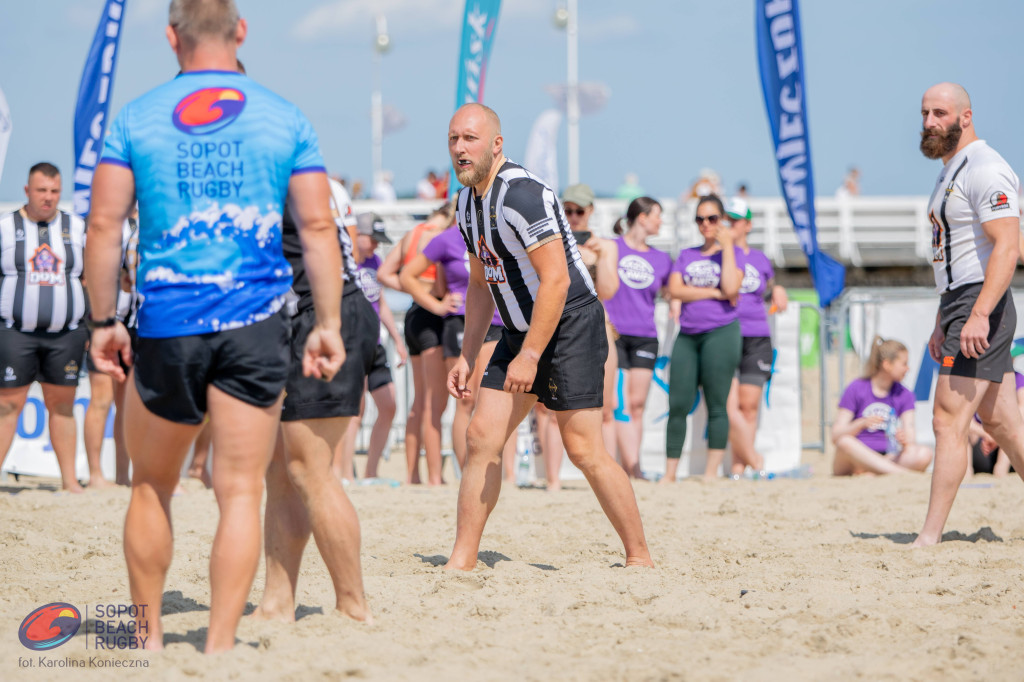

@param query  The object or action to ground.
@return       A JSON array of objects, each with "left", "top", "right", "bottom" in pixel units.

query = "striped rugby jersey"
[
  {"left": 0, "top": 209, "right": 86, "bottom": 332},
  {"left": 927, "top": 140, "right": 1021, "bottom": 292},
  {"left": 456, "top": 160, "right": 596, "bottom": 332}
]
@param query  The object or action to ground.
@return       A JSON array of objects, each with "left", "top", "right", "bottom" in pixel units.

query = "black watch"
[{"left": 86, "top": 315, "right": 119, "bottom": 331}]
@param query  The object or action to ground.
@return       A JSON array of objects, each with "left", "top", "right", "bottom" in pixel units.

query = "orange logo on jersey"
[
  {"left": 28, "top": 244, "right": 65, "bottom": 286},
  {"left": 942, "top": 356, "right": 955, "bottom": 368},
  {"left": 477, "top": 236, "right": 506, "bottom": 284}
]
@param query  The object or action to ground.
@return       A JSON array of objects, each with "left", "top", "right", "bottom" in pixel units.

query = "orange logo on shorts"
[{"left": 942, "top": 356, "right": 955, "bottom": 367}]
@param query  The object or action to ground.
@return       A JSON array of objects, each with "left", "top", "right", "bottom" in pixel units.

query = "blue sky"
[{"left": 1, "top": 0, "right": 1022, "bottom": 203}]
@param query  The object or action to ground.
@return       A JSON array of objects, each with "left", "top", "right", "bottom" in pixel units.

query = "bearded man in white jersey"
[
  {"left": 443, "top": 103, "right": 653, "bottom": 570},
  {"left": 914, "top": 82, "right": 1024, "bottom": 547}
]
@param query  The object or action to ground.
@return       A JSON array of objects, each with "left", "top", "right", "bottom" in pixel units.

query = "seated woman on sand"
[{"left": 831, "top": 336, "right": 933, "bottom": 475}]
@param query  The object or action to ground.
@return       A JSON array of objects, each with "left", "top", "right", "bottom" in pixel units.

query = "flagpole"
[
  {"left": 566, "top": 0, "right": 580, "bottom": 186},
  {"left": 371, "top": 15, "right": 390, "bottom": 189}
]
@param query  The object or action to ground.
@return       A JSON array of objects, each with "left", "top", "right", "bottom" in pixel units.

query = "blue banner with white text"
[
  {"left": 73, "top": 0, "right": 126, "bottom": 219},
  {"left": 756, "top": 0, "right": 844, "bottom": 307},
  {"left": 452, "top": 0, "right": 501, "bottom": 193}
]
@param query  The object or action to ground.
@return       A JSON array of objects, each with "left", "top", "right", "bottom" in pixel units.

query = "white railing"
[{"left": 2, "top": 195, "right": 980, "bottom": 268}]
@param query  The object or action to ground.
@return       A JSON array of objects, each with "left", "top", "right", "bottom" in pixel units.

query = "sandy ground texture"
[{"left": 2, "top": 442, "right": 1024, "bottom": 682}]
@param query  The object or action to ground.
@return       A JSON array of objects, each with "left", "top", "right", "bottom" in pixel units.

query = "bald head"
[
  {"left": 451, "top": 103, "right": 501, "bottom": 137},
  {"left": 448, "top": 104, "right": 505, "bottom": 192},
  {"left": 920, "top": 82, "right": 976, "bottom": 161},
  {"left": 923, "top": 82, "right": 971, "bottom": 115}
]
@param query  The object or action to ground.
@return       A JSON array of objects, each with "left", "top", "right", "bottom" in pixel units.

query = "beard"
[
  {"left": 920, "top": 120, "right": 962, "bottom": 159},
  {"left": 454, "top": 149, "right": 495, "bottom": 187}
]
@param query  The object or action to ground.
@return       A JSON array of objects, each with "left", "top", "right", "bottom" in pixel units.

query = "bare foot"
[
  {"left": 334, "top": 598, "right": 374, "bottom": 625},
  {"left": 442, "top": 558, "right": 477, "bottom": 572},
  {"left": 63, "top": 482, "right": 86, "bottom": 494},
  {"left": 247, "top": 604, "right": 296, "bottom": 623},
  {"left": 911, "top": 534, "right": 940, "bottom": 548},
  {"left": 88, "top": 475, "right": 115, "bottom": 490},
  {"left": 546, "top": 482, "right": 561, "bottom": 493},
  {"left": 625, "top": 556, "right": 655, "bottom": 568},
  {"left": 657, "top": 476, "right": 675, "bottom": 486}
]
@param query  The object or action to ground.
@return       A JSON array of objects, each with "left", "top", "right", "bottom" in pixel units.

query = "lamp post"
[
  {"left": 553, "top": 0, "right": 579, "bottom": 186},
  {"left": 371, "top": 15, "right": 390, "bottom": 189}
]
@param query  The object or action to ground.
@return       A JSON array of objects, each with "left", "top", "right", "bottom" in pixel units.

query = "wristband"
[{"left": 86, "top": 315, "right": 119, "bottom": 331}]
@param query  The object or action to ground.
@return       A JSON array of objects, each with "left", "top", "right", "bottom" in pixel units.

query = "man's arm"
[
  {"left": 83, "top": 163, "right": 135, "bottom": 380},
  {"left": 504, "top": 238, "right": 568, "bottom": 393},
  {"left": 287, "top": 172, "right": 344, "bottom": 379},
  {"left": 961, "top": 216, "right": 1020, "bottom": 358},
  {"left": 377, "top": 294, "right": 408, "bottom": 367}
]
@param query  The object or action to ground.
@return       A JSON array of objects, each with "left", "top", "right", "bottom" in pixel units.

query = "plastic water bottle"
[
  {"left": 764, "top": 464, "right": 813, "bottom": 480},
  {"left": 884, "top": 406, "right": 901, "bottom": 455},
  {"left": 515, "top": 418, "right": 533, "bottom": 488}
]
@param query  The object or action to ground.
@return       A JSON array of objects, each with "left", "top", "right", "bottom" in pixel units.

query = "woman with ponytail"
[{"left": 831, "top": 336, "right": 933, "bottom": 475}]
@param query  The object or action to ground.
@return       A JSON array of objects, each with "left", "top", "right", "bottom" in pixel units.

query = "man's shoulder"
[
  {"left": 963, "top": 141, "right": 1016, "bottom": 176},
  {"left": 58, "top": 210, "right": 86, "bottom": 230}
]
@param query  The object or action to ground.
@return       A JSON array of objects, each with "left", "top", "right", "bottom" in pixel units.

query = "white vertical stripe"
[
  {"left": 48, "top": 224, "right": 68, "bottom": 332},
  {"left": 20, "top": 219, "right": 39, "bottom": 331},
  {"left": 0, "top": 213, "right": 15, "bottom": 323}
]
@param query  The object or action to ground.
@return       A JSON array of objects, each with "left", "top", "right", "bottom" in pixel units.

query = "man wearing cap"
[
  {"left": 914, "top": 82, "right": 1024, "bottom": 547},
  {"left": 725, "top": 197, "right": 787, "bottom": 476},
  {"left": 337, "top": 211, "right": 408, "bottom": 481}
]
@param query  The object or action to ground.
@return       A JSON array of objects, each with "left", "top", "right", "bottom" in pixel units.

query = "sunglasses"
[
  {"left": 694, "top": 214, "right": 721, "bottom": 225},
  {"left": 564, "top": 208, "right": 586, "bottom": 216}
]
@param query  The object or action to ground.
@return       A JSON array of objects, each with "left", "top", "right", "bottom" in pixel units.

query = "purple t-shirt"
[
  {"left": 604, "top": 237, "right": 672, "bottom": 337},
  {"left": 838, "top": 377, "right": 916, "bottom": 453},
  {"left": 737, "top": 248, "right": 774, "bottom": 338},
  {"left": 354, "top": 254, "right": 382, "bottom": 318},
  {"left": 422, "top": 227, "right": 470, "bottom": 317},
  {"left": 672, "top": 246, "right": 746, "bottom": 335},
  {"left": 421, "top": 226, "right": 503, "bottom": 326}
]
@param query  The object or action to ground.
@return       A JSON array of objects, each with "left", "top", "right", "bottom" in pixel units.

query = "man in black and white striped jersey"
[
  {"left": 0, "top": 162, "right": 88, "bottom": 492},
  {"left": 443, "top": 103, "right": 653, "bottom": 570}
]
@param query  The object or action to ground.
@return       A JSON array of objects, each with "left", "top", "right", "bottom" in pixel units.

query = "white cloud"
[
  {"left": 581, "top": 14, "right": 642, "bottom": 41},
  {"left": 290, "top": 0, "right": 546, "bottom": 42}
]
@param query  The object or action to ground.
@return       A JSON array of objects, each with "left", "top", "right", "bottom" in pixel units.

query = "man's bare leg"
[
  {"left": 204, "top": 386, "right": 282, "bottom": 653},
  {"left": 914, "top": 374, "right": 988, "bottom": 547},
  {"left": 112, "top": 379, "right": 130, "bottom": 485},
  {"left": 976, "top": 371, "right": 1024, "bottom": 476},
  {"left": 556, "top": 407, "right": 654, "bottom": 567},
  {"left": 445, "top": 389, "right": 536, "bottom": 570},
  {"left": 0, "top": 385, "right": 31, "bottom": 475},
  {"left": 41, "top": 383, "right": 84, "bottom": 493},
  {"left": 270, "top": 417, "right": 371, "bottom": 621},
  {"left": 122, "top": 376, "right": 201, "bottom": 650},
  {"left": 84, "top": 372, "right": 115, "bottom": 488}
]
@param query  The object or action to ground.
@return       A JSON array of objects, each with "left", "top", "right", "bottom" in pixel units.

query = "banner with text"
[
  {"left": 756, "top": 0, "right": 844, "bottom": 307},
  {"left": 73, "top": 0, "right": 126, "bottom": 219},
  {"left": 452, "top": 0, "right": 501, "bottom": 193}
]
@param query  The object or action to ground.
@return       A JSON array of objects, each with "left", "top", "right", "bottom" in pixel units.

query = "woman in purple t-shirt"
[
  {"left": 723, "top": 198, "right": 788, "bottom": 477},
  {"left": 663, "top": 195, "right": 744, "bottom": 482},
  {"left": 831, "top": 336, "right": 933, "bottom": 475},
  {"left": 603, "top": 197, "right": 675, "bottom": 479},
  {"left": 400, "top": 225, "right": 511, "bottom": 477}
]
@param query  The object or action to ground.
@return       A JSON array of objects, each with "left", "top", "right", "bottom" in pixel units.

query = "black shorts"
[
  {"left": 134, "top": 309, "right": 290, "bottom": 425},
  {"left": 938, "top": 283, "right": 1015, "bottom": 382},
  {"left": 615, "top": 334, "right": 659, "bottom": 370},
  {"left": 481, "top": 298, "right": 607, "bottom": 411},
  {"left": 441, "top": 315, "right": 503, "bottom": 358},
  {"left": 0, "top": 326, "right": 87, "bottom": 388},
  {"left": 282, "top": 290, "right": 378, "bottom": 421},
  {"left": 737, "top": 336, "right": 774, "bottom": 387},
  {"left": 404, "top": 302, "right": 443, "bottom": 356},
  {"left": 367, "top": 343, "right": 392, "bottom": 392}
]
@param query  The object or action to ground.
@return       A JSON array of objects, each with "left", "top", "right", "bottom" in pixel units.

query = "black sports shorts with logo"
[
  {"left": 0, "top": 326, "right": 87, "bottom": 388},
  {"left": 367, "top": 343, "right": 392, "bottom": 392},
  {"left": 481, "top": 297, "right": 606, "bottom": 411},
  {"left": 134, "top": 309, "right": 290, "bottom": 425},
  {"left": 938, "top": 282, "right": 1014, "bottom": 382},
  {"left": 404, "top": 302, "right": 443, "bottom": 356},
  {"left": 615, "top": 334, "right": 659, "bottom": 371},
  {"left": 737, "top": 336, "right": 774, "bottom": 387},
  {"left": 441, "top": 315, "right": 503, "bottom": 358},
  {"left": 281, "top": 285, "right": 378, "bottom": 421}
]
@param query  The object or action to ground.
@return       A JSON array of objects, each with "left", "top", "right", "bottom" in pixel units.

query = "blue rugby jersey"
[{"left": 100, "top": 70, "right": 326, "bottom": 337}]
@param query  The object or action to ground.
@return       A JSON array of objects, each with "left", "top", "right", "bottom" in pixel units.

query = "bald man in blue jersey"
[{"left": 84, "top": 0, "right": 344, "bottom": 653}]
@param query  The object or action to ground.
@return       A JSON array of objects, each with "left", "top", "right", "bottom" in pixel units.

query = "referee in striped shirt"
[
  {"left": 443, "top": 104, "right": 653, "bottom": 570},
  {"left": 0, "top": 162, "right": 88, "bottom": 492}
]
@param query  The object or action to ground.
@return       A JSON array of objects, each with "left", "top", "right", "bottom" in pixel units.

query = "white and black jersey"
[
  {"left": 281, "top": 202, "right": 360, "bottom": 315},
  {"left": 120, "top": 216, "right": 141, "bottom": 329},
  {"left": 0, "top": 208, "right": 87, "bottom": 332},
  {"left": 456, "top": 160, "right": 596, "bottom": 332},
  {"left": 927, "top": 140, "right": 1021, "bottom": 292}
]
